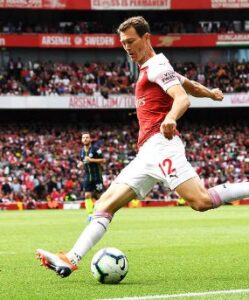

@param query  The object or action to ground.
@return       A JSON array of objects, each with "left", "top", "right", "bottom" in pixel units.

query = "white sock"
[
  {"left": 66, "top": 212, "right": 112, "bottom": 265},
  {"left": 209, "top": 182, "right": 249, "bottom": 208}
]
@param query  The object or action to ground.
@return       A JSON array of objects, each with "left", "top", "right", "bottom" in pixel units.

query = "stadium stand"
[
  {"left": 0, "top": 20, "right": 247, "bottom": 34},
  {"left": 0, "top": 1, "right": 248, "bottom": 209},
  {"left": 1, "top": 59, "right": 248, "bottom": 96},
  {"left": 0, "top": 115, "right": 248, "bottom": 206}
]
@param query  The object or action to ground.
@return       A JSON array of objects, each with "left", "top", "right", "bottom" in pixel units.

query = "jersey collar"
[{"left": 140, "top": 53, "right": 165, "bottom": 70}]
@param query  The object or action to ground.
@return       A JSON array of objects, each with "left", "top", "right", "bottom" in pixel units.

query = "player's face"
[
  {"left": 120, "top": 27, "right": 150, "bottom": 65},
  {"left": 82, "top": 134, "right": 91, "bottom": 146}
]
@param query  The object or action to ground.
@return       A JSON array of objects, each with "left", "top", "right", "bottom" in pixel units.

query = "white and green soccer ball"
[{"left": 91, "top": 247, "right": 129, "bottom": 284}]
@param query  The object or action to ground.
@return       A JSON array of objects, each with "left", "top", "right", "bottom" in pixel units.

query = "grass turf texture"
[{"left": 0, "top": 206, "right": 249, "bottom": 300}]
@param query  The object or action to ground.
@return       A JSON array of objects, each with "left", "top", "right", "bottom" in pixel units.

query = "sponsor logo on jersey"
[{"left": 161, "top": 71, "right": 176, "bottom": 84}]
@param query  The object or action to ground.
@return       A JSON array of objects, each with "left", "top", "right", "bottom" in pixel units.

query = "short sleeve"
[
  {"left": 175, "top": 72, "right": 186, "bottom": 85},
  {"left": 147, "top": 60, "right": 181, "bottom": 92}
]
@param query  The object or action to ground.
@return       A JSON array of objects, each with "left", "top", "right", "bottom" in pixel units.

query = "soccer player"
[
  {"left": 36, "top": 16, "right": 249, "bottom": 278},
  {"left": 78, "top": 132, "right": 105, "bottom": 222}
]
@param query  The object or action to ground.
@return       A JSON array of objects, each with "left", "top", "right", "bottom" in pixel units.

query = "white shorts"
[{"left": 114, "top": 133, "right": 198, "bottom": 199}]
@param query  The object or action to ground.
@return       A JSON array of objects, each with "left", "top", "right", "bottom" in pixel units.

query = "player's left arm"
[{"left": 176, "top": 73, "right": 224, "bottom": 101}]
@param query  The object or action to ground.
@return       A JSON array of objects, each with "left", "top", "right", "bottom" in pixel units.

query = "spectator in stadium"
[
  {"left": 1, "top": 177, "right": 12, "bottom": 196},
  {"left": 36, "top": 16, "right": 249, "bottom": 277},
  {"left": 78, "top": 132, "right": 106, "bottom": 222}
]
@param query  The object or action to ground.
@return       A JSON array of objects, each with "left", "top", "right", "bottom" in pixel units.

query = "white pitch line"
[{"left": 97, "top": 288, "right": 249, "bottom": 300}]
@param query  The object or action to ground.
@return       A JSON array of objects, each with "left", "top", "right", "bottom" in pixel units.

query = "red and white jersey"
[{"left": 135, "top": 53, "right": 185, "bottom": 148}]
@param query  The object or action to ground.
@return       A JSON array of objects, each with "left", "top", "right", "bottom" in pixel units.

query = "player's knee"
[{"left": 189, "top": 193, "right": 212, "bottom": 212}]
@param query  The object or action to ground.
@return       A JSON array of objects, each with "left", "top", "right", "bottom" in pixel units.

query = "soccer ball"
[{"left": 91, "top": 247, "right": 129, "bottom": 284}]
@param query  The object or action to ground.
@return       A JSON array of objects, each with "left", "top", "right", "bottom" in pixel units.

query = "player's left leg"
[
  {"left": 66, "top": 183, "right": 135, "bottom": 263},
  {"left": 36, "top": 249, "right": 78, "bottom": 278},
  {"left": 37, "top": 183, "right": 136, "bottom": 277}
]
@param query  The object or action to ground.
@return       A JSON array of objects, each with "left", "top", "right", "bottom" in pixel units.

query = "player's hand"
[
  {"left": 210, "top": 88, "right": 224, "bottom": 101},
  {"left": 160, "top": 117, "right": 177, "bottom": 140}
]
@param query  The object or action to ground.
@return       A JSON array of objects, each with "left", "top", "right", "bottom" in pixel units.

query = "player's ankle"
[{"left": 66, "top": 252, "right": 81, "bottom": 266}]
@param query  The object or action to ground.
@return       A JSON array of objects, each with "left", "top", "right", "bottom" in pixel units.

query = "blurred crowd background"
[{"left": 0, "top": 115, "right": 248, "bottom": 205}]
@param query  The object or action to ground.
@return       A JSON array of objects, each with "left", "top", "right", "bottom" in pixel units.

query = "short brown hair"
[{"left": 117, "top": 16, "right": 150, "bottom": 37}]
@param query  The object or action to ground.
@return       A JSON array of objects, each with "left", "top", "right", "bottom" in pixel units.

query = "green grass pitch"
[{"left": 0, "top": 206, "right": 249, "bottom": 300}]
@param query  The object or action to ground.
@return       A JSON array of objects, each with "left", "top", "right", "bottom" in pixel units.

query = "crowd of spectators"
[
  {"left": 2, "top": 59, "right": 134, "bottom": 96},
  {"left": 1, "top": 58, "right": 248, "bottom": 96},
  {"left": 0, "top": 20, "right": 247, "bottom": 34},
  {"left": 0, "top": 121, "right": 248, "bottom": 207},
  {"left": 174, "top": 61, "right": 249, "bottom": 93}
]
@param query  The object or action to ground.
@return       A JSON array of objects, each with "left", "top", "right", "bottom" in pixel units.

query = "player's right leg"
[
  {"left": 149, "top": 133, "right": 249, "bottom": 211},
  {"left": 175, "top": 177, "right": 249, "bottom": 211},
  {"left": 175, "top": 177, "right": 214, "bottom": 211},
  {"left": 36, "top": 183, "right": 136, "bottom": 278}
]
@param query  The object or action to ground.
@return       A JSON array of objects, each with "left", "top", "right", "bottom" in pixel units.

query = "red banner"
[
  {"left": 0, "top": 0, "right": 91, "bottom": 9},
  {"left": 39, "top": 34, "right": 118, "bottom": 48},
  {"left": 151, "top": 35, "right": 218, "bottom": 47},
  {"left": 0, "top": 0, "right": 248, "bottom": 9},
  {"left": 0, "top": 33, "right": 248, "bottom": 48},
  {"left": 171, "top": 0, "right": 209, "bottom": 9}
]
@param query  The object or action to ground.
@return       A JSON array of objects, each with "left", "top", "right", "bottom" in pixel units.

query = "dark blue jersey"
[{"left": 80, "top": 145, "right": 103, "bottom": 182}]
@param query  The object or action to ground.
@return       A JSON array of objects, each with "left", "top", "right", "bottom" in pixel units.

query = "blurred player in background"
[
  {"left": 37, "top": 16, "right": 249, "bottom": 277},
  {"left": 78, "top": 132, "right": 105, "bottom": 222}
]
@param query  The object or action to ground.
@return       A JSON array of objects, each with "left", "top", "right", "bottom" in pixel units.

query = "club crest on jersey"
[
  {"left": 161, "top": 70, "right": 176, "bottom": 84},
  {"left": 135, "top": 97, "right": 145, "bottom": 108}
]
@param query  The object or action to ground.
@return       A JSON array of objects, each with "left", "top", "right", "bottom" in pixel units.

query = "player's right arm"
[
  {"left": 160, "top": 84, "right": 190, "bottom": 139},
  {"left": 149, "top": 59, "right": 191, "bottom": 139},
  {"left": 176, "top": 72, "right": 224, "bottom": 101}
]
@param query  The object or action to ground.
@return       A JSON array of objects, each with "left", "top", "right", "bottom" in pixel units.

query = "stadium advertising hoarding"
[
  {"left": 0, "top": 94, "right": 248, "bottom": 109},
  {"left": 92, "top": 0, "right": 249, "bottom": 9},
  {"left": 172, "top": 0, "right": 249, "bottom": 9},
  {"left": 90, "top": 0, "right": 170, "bottom": 10},
  {"left": 0, "top": 34, "right": 248, "bottom": 48},
  {"left": 0, "top": 0, "right": 248, "bottom": 9},
  {"left": 217, "top": 34, "right": 249, "bottom": 46}
]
